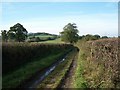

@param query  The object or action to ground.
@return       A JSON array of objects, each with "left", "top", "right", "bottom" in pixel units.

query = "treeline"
[
  {"left": 60, "top": 23, "right": 109, "bottom": 44},
  {"left": 79, "top": 34, "right": 108, "bottom": 41},
  {"left": 1, "top": 22, "right": 110, "bottom": 43},
  {"left": 1, "top": 23, "right": 58, "bottom": 42},
  {"left": 28, "top": 32, "right": 58, "bottom": 37}
]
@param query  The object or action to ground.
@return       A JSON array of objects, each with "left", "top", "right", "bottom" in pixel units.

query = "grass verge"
[
  {"left": 74, "top": 40, "right": 89, "bottom": 88},
  {"left": 3, "top": 52, "right": 65, "bottom": 88}
]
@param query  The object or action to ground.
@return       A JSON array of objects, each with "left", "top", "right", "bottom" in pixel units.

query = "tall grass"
[{"left": 74, "top": 40, "right": 89, "bottom": 88}]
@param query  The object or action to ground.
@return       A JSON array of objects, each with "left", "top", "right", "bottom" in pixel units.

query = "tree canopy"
[
  {"left": 1, "top": 23, "right": 28, "bottom": 42},
  {"left": 60, "top": 23, "right": 79, "bottom": 44},
  {"left": 9, "top": 23, "right": 28, "bottom": 42},
  {"left": 79, "top": 34, "right": 101, "bottom": 41},
  {"left": 1, "top": 30, "right": 8, "bottom": 42}
]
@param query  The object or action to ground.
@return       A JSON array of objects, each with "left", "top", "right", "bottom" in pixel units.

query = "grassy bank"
[{"left": 74, "top": 40, "right": 89, "bottom": 88}]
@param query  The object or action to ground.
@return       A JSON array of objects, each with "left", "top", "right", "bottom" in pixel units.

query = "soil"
[{"left": 57, "top": 51, "right": 78, "bottom": 88}]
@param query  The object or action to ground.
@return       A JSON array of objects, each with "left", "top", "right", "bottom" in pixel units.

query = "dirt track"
[{"left": 57, "top": 51, "right": 78, "bottom": 88}]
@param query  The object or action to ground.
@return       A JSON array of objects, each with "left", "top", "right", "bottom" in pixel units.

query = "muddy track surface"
[
  {"left": 15, "top": 48, "right": 79, "bottom": 89},
  {"left": 57, "top": 51, "right": 78, "bottom": 88},
  {"left": 17, "top": 49, "right": 72, "bottom": 89}
]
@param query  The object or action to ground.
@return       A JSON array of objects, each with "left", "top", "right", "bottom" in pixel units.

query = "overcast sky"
[{"left": 1, "top": 1, "right": 118, "bottom": 36}]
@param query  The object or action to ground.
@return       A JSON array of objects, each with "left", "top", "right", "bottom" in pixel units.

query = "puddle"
[{"left": 28, "top": 56, "right": 67, "bottom": 88}]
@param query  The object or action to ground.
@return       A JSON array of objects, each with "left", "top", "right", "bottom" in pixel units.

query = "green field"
[
  {"left": 26, "top": 32, "right": 58, "bottom": 42},
  {"left": 40, "top": 38, "right": 64, "bottom": 44},
  {"left": 35, "top": 35, "right": 54, "bottom": 38}
]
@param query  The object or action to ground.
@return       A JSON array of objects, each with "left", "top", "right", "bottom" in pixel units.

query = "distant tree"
[
  {"left": 60, "top": 23, "right": 79, "bottom": 44},
  {"left": 0, "top": 36, "right": 1, "bottom": 41},
  {"left": 83, "top": 34, "right": 93, "bottom": 41},
  {"left": 35, "top": 37, "right": 41, "bottom": 42},
  {"left": 82, "top": 34, "right": 100, "bottom": 41},
  {"left": 9, "top": 23, "right": 28, "bottom": 42},
  {"left": 79, "top": 36, "right": 82, "bottom": 39},
  {"left": 29, "top": 36, "right": 35, "bottom": 39},
  {"left": 94, "top": 34, "right": 100, "bottom": 39},
  {"left": 81, "top": 35, "right": 85, "bottom": 39},
  {"left": 7, "top": 31, "right": 16, "bottom": 41},
  {"left": 52, "top": 36, "right": 57, "bottom": 39},
  {"left": 47, "top": 37, "right": 51, "bottom": 40},
  {"left": 101, "top": 36, "right": 108, "bottom": 39},
  {"left": 1, "top": 30, "right": 8, "bottom": 42}
]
